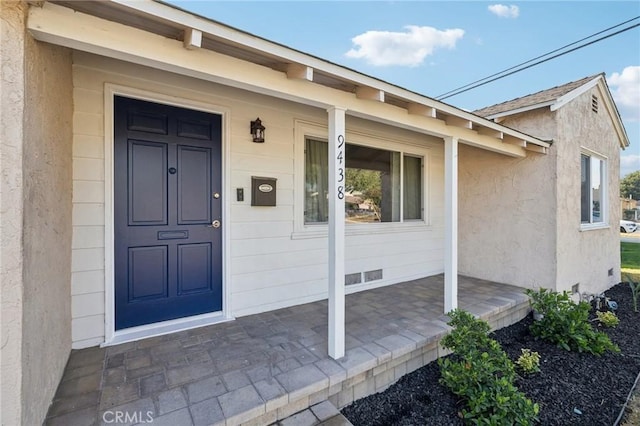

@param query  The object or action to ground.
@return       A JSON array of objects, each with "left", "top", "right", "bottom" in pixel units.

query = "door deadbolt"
[
  {"left": 213, "top": 193, "right": 220, "bottom": 199},
  {"left": 210, "top": 220, "right": 221, "bottom": 228}
]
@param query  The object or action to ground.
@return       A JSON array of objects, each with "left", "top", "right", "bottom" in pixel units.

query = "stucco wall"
[
  {"left": 1, "top": 2, "right": 27, "bottom": 424},
  {"left": 1, "top": 2, "right": 73, "bottom": 425},
  {"left": 461, "top": 85, "right": 623, "bottom": 296},
  {"left": 554, "top": 86, "right": 621, "bottom": 294},
  {"left": 21, "top": 27, "right": 73, "bottom": 426},
  {"left": 458, "top": 114, "right": 558, "bottom": 289},
  {"left": 70, "top": 52, "right": 446, "bottom": 347}
]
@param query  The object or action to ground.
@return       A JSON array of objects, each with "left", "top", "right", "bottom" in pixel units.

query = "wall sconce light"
[{"left": 250, "top": 118, "right": 265, "bottom": 143}]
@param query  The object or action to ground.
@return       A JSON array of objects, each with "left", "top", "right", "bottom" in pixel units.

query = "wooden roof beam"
[
  {"left": 286, "top": 63, "right": 313, "bottom": 81},
  {"left": 477, "top": 126, "right": 503, "bottom": 139},
  {"left": 407, "top": 103, "right": 436, "bottom": 118},
  {"left": 503, "top": 134, "right": 526, "bottom": 147},
  {"left": 356, "top": 86, "right": 384, "bottom": 102},
  {"left": 525, "top": 143, "right": 548, "bottom": 154},
  {"left": 444, "top": 115, "right": 473, "bottom": 129},
  {"left": 183, "top": 28, "right": 202, "bottom": 50}
]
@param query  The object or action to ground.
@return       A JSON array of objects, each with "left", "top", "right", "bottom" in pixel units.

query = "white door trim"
[{"left": 102, "top": 83, "right": 233, "bottom": 346}]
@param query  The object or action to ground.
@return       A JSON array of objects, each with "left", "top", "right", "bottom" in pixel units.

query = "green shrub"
[
  {"left": 526, "top": 287, "right": 565, "bottom": 317},
  {"left": 439, "top": 310, "right": 539, "bottom": 425},
  {"left": 624, "top": 274, "right": 640, "bottom": 313},
  {"left": 525, "top": 288, "right": 619, "bottom": 355},
  {"left": 596, "top": 311, "right": 619, "bottom": 327},
  {"left": 516, "top": 349, "right": 541, "bottom": 374}
]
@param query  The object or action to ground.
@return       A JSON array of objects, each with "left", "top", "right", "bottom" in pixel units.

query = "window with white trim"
[
  {"left": 580, "top": 152, "right": 606, "bottom": 225},
  {"left": 304, "top": 138, "right": 423, "bottom": 224}
]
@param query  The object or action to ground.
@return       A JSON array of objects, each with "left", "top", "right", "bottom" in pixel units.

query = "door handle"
[{"left": 208, "top": 220, "right": 221, "bottom": 228}]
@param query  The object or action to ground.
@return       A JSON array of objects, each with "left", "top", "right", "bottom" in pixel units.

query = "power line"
[
  {"left": 436, "top": 17, "right": 640, "bottom": 101},
  {"left": 436, "top": 16, "right": 640, "bottom": 99}
]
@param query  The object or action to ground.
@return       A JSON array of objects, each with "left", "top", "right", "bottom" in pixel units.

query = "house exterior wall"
[
  {"left": 71, "top": 52, "right": 446, "bottom": 348},
  {"left": 1, "top": 3, "right": 27, "bottom": 424},
  {"left": 1, "top": 2, "right": 73, "bottom": 425},
  {"left": 22, "top": 34, "right": 74, "bottom": 426},
  {"left": 460, "top": 85, "right": 623, "bottom": 296},
  {"left": 554, "top": 86, "right": 621, "bottom": 294},
  {"left": 458, "top": 109, "right": 558, "bottom": 289}
]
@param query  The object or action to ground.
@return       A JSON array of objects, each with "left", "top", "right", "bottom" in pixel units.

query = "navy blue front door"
[{"left": 114, "top": 96, "right": 222, "bottom": 330}]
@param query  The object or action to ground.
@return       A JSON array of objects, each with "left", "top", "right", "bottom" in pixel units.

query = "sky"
[{"left": 166, "top": 1, "right": 640, "bottom": 177}]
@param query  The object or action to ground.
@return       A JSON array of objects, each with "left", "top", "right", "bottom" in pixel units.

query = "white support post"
[
  {"left": 444, "top": 136, "right": 458, "bottom": 313},
  {"left": 328, "top": 106, "right": 347, "bottom": 359}
]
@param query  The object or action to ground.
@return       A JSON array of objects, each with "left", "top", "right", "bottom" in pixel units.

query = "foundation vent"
[
  {"left": 591, "top": 95, "right": 599, "bottom": 113},
  {"left": 345, "top": 269, "right": 383, "bottom": 285},
  {"left": 364, "top": 269, "right": 383, "bottom": 282},
  {"left": 571, "top": 283, "right": 580, "bottom": 294},
  {"left": 608, "top": 268, "right": 614, "bottom": 277},
  {"left": 345, "top": 273, "right": 362, "bottom": 286}
]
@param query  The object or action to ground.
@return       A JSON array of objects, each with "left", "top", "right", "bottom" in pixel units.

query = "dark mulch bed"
[{"left": 342, "top": 283, "right": 640, "bottom": 425}]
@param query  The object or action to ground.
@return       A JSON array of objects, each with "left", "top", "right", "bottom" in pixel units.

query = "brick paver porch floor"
[{"left": 44, "top": 274, "right": 530, "bottom": 426}]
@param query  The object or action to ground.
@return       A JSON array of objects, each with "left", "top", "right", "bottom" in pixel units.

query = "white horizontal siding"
[
  {"left": 232, "top": 248, "right": 328, "bottom": 275},
  {"left": 71, "top": 314, "right": 104, "bottom": 343},
  {"left": 73, "top": 135, "right": 103, "bottom": 159},
  {"left": 72, "top": 204, "right": 104, "bottom": 226},
  {"left": 71, "top": 61, "right": 108, "bottom": 347},
  {"left": 230, "top": 205, "right": 294, "bottom": 222},
  {"left": 73, "top": 157, "right": 104, "bottom": 181},
  {"left": 72, "top": 226, "right": 104, "bottom": 249},
  {"left": 73, "top": 181, "right": 104, "bottom": 203},
  {"left": 74, "top": 111, "right": 103, "bottom": 136},
  {"left": 72, "top": 293, "right": 105, "bottom": 318},
  {"left": 70, "top": 52, "right": 446, "bottom": 347},
  {"left": 230, "top": 221, "right": 294, "bottom": 240},
  {"left": 232, "top": 279, "right": 328, "bottom": 315},
  {"left": 71, "top": 270, "right": 105, "bottom": 296},
  {"left": 71, "top": 248, "right": 104, "bottom": 272}
]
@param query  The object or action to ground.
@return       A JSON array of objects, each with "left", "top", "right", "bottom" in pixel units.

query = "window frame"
[
  {"left": 579, "top": 148, "right": 608, "bottom": 231},
  {"left": 293, "top": 120, "right": 430, "bottom": 239}
]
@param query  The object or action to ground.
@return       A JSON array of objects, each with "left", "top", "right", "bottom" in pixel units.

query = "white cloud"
[
  {"left": 621, "top": 154, "right": 640, "bottom": 178},
  {"left": 608, "top": 66, "right": 640, "bottom": 121},
  {"left": 488, "top": 4, "right": 520, "bottom": 18},
  {"left": 345, "top": 25, "right": 464, "bottom": 67}
]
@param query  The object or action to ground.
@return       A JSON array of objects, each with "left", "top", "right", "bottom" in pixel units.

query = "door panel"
[
  {"left": 128, "top": 246, "right": 168, "bottom": 301},
  {"left": 177, "top": 118, "right": 212, "bottom": 140},
  {"left": 115, "top": 96, "right": 222, "bottom": 330},
  {"left": 177, "top": 146, "right": 211, "bottom": 224},
  {"left": 127, "top": 110, "right": 168, "bottom": 134},
  {"left": 178, "top": 243, "right": 212, "bottom": 294},
  {"left": 128, "top": 140, "right": 168, "bottom": 225}
]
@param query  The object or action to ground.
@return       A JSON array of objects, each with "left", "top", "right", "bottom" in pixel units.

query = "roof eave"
[
  {"left": 483, "top": 101, "right": 556, "bottom": 121},
  {"left": 37, "top": 0, "right": 550, "bottom": 154},
  {"left": 484, "top": 74, "right": 629, "bottom": 150}
]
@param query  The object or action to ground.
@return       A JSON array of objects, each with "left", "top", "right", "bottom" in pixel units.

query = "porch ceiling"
[{"left": 38, "top": 0, "right": 550, "bottom": 157}]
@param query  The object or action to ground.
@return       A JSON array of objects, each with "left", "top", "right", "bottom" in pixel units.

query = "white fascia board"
[
  {"left": 106, "top": 0, "right": 548, "bottom": 149},
  {"left": 551, "top": 75, "right": 629, "bottom": 149},
  {"left": 550, "top": 76, "right": 601, "bottom": 111},
  {"left": 483, "top": 101, "right": 556, "bottom": 121},
  {"left": 595, "top": 81, "right": 631, "bottom": 149}
]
